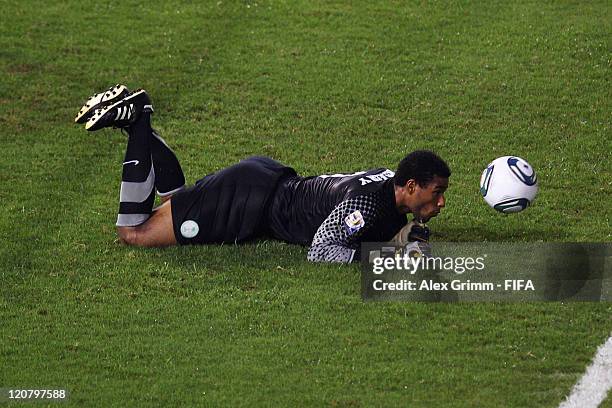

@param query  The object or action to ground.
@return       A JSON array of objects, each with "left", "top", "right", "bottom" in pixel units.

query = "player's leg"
[
  {"left": 109, "top": 92, "right": 157, "bottom": 231},
  {"left": 81, "top": 85, "right": 185, "bottom": 201},
  {"left": 116, "top": 126, "right": 183, "bottom": 246},
  {"left": 151, "top": 129, "right": 185, "bottom": 202},
  {"left": 83, "top": 89, "right": 181, "bottom": 247},
  {"left": 117, "top": 199, "right": 176, "bottom": 247}
]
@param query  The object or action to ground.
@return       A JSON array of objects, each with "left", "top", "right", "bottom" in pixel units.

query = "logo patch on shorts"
[
  {"left": 180, "top": 220, "right": 199, "bottom": 239},
  {"left": 344, "top": 210, "right": 365, "bottom": 236}
]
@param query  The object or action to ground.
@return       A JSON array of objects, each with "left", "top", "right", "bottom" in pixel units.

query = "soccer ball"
[{"left": 479, "top": 156, "right": 538, "bottom": 213}]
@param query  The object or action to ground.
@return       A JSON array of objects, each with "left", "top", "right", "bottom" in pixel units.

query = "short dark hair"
[{"left": 394, "top": 150, "right": 451, "bottom": 187}]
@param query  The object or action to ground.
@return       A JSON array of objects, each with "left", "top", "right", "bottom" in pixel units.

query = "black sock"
[
  {"left": 151, "top": 128, "right": 185, "bottom": 196},
  {"left": 116, "top": 112, "right": 155, "bottom": 227}
]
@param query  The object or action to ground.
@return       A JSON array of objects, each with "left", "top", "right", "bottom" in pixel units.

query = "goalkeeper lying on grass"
[{"left": 74, "top": 85, "right": 450, "bottom": 263}]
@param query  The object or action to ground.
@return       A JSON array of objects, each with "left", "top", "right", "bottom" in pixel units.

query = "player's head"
[{"left": 394, "top": 150, "right": 451, "bottom": 221}]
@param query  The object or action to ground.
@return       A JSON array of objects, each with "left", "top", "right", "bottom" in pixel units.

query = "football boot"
[
  {"left": 85, "top": 89, "right": 153, "bottom": 131},
  {"left": 75, "top": 84, "right": 130, "bottom": 123}
]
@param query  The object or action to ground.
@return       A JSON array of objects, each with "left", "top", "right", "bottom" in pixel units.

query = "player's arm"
[{"left": 307, "top": 196, "right": 378, "bottom": 263}]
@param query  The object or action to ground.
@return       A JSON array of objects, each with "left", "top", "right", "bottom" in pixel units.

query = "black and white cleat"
[
  {"left": 75, "top": 84, "right": 130, "bottom": 124},
  {"left": 85, "top": 89, "right": 153, "bottom": 131}
]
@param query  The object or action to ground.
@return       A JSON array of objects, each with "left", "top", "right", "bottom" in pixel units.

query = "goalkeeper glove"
[
  {"left": 390, "top": 220, "right": 432, "bottom": 258},
  {"left": 390, "top": 220, "right": 431, "bottom": 246}
]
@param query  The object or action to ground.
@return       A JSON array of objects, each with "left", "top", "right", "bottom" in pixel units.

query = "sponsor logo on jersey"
[{"left": 344, "top": 210, "right": 365, "bottom": 235}]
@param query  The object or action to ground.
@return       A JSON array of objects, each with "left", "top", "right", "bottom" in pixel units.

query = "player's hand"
[
  {"left": 390, "top": 220, "right": 431, "bottom": 247},
  {"left": 390, "top": 220, "right": 432, "bottom": 258}
]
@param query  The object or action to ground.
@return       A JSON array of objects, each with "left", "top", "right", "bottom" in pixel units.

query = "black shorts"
[{"left": 170, "top": 156, "right": 297, "bottom": 245}]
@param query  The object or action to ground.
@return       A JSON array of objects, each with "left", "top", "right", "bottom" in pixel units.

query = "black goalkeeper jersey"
[
  {"left": 267, "top": 168, "right": 408, "bottom": 262},
  {"left": 171, "top": 157, "right": 408, "bottom": 263}
]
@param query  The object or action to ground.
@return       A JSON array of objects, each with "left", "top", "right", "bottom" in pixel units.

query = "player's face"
[{"left": 396, "top": 176, "right": 449, "bottom": 221}]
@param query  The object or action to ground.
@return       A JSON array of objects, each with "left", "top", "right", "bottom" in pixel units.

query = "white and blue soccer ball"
[{"left": 480, "top": 156, "right": 538, "bottom": 213}]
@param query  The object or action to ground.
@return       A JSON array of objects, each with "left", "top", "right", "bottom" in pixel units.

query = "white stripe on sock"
[
  {"left": 116, "top": 213, "right": 150, "bottom": 227},
  {"left": 119, "top": 164, "right": 155, "bottom": 203}
]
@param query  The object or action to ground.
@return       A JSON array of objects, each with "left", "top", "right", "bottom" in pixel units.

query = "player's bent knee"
[
  {"left": 116, "top": 201, "right": 177, "bottom": 248},
  {"left": 117, "top": 226, "right": 140, "bottom": 247},
  {"left": 117, "top": 226, "right": 156, "bottom": 247},
  {"left": 116, "top": 222, "right": 176, "bottom": 248}
]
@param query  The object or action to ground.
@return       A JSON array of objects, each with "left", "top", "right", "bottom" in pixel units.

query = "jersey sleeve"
[{"left": 307, "top": 194, "right": 381, "bottom": 263}]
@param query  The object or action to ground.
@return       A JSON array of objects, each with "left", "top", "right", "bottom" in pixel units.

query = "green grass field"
[{"left": 1, "top": 0, "right": 611, "bottom": 406}]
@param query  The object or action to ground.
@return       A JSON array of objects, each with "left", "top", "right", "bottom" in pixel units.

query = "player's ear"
[{"left": 405, "top": 179, "right": 417, "bottom": 194}]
